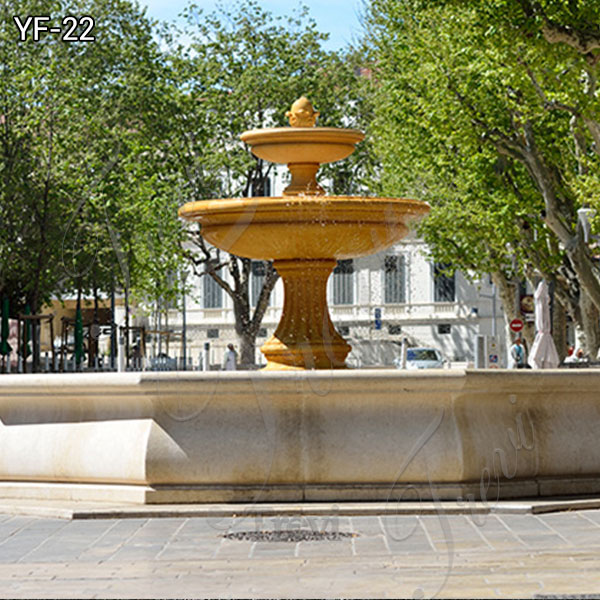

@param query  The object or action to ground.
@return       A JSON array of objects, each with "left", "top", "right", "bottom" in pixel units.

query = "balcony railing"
[{"left": 171, "top": 301, "right": 471, "bottom": 326}]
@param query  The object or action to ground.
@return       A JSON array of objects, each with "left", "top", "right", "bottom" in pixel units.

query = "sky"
[{"left": 138, "top": 0, "right": 364, "bottom": 50}]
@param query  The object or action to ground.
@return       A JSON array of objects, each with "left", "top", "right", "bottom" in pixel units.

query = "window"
[
  {"left": 388, "top": 324, "right": 402, "bottom": 335},
  {"left": 207, "top": 329, "right": 219, "bottom": 339},
  {"left": 407, "top": 348, "right": 441, "bottom": 361},
  {"left": 438, "top": 324, "right": 451, "bottom": 334},
  {"left": 338, "top": 325, "right": 350, "bottom": 336},
  {"left": 384, "top": 255, "right": 406, "bottom": 304},
  {"left": 333, "top": 259, "right": 354, "bottom": 305},
  {"left": 433, "top": 263, "right": 456, "bottom": 302},
  {"left": 203, "top": 268, "right": 223, "bottom": 308},
  {"left": 251, "top": 261, "right": 270, "bottom": 307}
]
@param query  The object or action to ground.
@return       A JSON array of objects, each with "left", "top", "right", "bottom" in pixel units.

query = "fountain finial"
[{"left": 286, "top": 96, "right": 319, "bottom": 127}]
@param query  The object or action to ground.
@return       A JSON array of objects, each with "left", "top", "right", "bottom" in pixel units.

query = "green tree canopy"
[
  {"left": 0, "top": 0, "right": 186, "bottom": 319},
  {"left": 365, "top": 0, "right": 600, "bottom": 354}
]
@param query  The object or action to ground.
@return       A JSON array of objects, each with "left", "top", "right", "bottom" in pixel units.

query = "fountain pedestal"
[
  {"left": 284, "top": 163, "right": 324, "bottom": 196},
  {"left": 261, "top": 259, "right": 350, "bottom": 370}
]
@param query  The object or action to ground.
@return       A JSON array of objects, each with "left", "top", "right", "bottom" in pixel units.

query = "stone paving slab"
[{"left": 0, "top": 511, "right": 599, "bottom": 597}]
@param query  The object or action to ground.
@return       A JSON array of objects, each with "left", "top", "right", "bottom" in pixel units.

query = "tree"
[
  {"left": 365, "top": 0, "right": 600, "bottom": 356},
  {"left": 163, "top": 0, "right": 366, "bottom": 365},
  {"left": 0, "top": 0, "right": 186, "bottom": 367}
]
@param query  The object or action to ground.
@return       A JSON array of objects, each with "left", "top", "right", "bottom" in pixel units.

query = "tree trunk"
[
  {"left": 491, "top": 271, "right": 532, "bottom": 350},
  {"left": 580, "top": 293, "right": 600, "bottom": 359},
  {"left": 193, "top": 236, "right": 279, "bottom": 370},
  {"left": 552, "top": 296, "right": 568, "bottom": 362},
  {"left": 239, "top": 330, "right": 256, "bottom": 368}
]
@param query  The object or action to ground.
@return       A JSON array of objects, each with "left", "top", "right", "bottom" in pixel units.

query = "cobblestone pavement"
[{"left": 1, "top": 510, "right": 600, "bottom": 598}]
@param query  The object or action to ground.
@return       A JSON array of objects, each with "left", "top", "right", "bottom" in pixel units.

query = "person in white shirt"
[{"left": 222, "top": 343, "right": 238, "bottom": 371}]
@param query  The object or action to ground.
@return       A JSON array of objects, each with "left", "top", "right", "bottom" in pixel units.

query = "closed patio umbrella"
[
  {"left": 0, "top": 298, "right": 11, "bottom": 357},
  {"left": 21, "top": 304, "right": 31, "bottom": 360},
  {"left": 528, "top": 280, "right": 560, "bottom": 369}
]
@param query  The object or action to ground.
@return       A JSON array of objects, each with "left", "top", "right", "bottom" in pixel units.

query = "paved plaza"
[{"left": 0, "top": 507, "right": 599, "bottom": 598}]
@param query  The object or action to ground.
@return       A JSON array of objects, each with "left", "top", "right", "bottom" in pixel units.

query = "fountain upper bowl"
[
  {"left": 240, "top": 127, "right": 365, "bottom": 165},
  {"left": 178, "top": 196, "right": 429, "bottom": 260}
]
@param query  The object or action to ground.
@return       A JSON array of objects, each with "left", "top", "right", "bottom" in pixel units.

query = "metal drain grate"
[{"left": 223, "top": 529, "right": 357, "bottom": 542}]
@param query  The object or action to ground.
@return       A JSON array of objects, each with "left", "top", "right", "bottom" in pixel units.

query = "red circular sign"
[{"left": 510, "top": 318, "right": 524, "bottom": 332}]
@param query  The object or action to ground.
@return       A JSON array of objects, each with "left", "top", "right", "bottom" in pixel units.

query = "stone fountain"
[
  {"left": 0, "top": 99, "right": 599, "bottom": 507},
  {"left": 179, "top": 97, "right": 429, "bottom": 369}
]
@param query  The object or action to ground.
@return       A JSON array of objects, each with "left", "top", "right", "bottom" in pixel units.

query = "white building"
[
  {"left": 122, "top": 167, "right": 507, "bottom": 368},
  {"left": 157, "top": 233, "right": 507, "bottom": 368}
]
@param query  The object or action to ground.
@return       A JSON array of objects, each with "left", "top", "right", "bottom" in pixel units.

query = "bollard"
[
  {"left": 44, "top": 352, "right": 49, "bottom": 372},
  {"left": 203, "top": 342, "right": 210, "bottom": 372},
  {"left": 118, "top": 336, "right": 125, "bottom": 372},
  {"left": 17, "top": 356, "right": 23, "bottom": 373}
]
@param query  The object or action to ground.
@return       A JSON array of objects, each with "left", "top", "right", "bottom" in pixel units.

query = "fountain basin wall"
[{"left": 0, "top": 370, "right": 598, "bottom": 503}]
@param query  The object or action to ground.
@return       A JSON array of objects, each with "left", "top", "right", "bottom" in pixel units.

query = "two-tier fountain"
[
  {"left": 0, "top": 98, "right": 597, "bottom": 507},
  {"left": 179, "top": 97, "right": 429, "bottom": 369}
]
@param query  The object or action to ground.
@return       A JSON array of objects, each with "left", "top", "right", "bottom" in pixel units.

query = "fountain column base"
[
  {"left": 283, "top": 163, "right": 325, "bottom": 196},
  {"left": 261, "top": 259, "right": 351, "bottom": 370}
]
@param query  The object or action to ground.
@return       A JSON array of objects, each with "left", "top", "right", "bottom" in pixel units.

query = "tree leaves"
[{"left": 365, "top": 0, "right": 600, "bottom": 350}]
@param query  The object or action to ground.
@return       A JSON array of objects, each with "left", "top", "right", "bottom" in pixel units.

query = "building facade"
[{"left": 158, "top": 234, "right": 507, "bottom": 368}]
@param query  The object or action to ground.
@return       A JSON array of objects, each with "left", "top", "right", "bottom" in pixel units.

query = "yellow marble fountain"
[
  {"left": 1, "top": 100, "right": 599, "bottom": 507},
  {"left": 179, "top": 97, "right": 429, "bottom": 369}
]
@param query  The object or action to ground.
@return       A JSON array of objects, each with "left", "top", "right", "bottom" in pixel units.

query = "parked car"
[
  {"left": 395, "top": 347, "right": 445, "bottom": 370},
  {"left": 150, "top": 353, "right": 178, "bottom": 371}
]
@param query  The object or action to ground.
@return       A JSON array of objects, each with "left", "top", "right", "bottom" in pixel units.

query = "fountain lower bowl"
[{"left": 178, "top": 196, "right": 429, "bottom": 260}]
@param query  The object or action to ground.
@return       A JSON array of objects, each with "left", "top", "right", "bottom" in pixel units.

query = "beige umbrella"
[{"left": 528, "top": 280, "right": 560, "bottom": 369}]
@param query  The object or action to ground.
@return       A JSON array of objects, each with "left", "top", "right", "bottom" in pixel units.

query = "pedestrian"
[
  {"left": 509, "top": 337, "right": 526, "bottom": 369},
  {"left": 565, "top": 348, "right": 586, "bottom": 364},
  {"left": 222, "top": 343, "right": 238, "bottom": 371}
]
